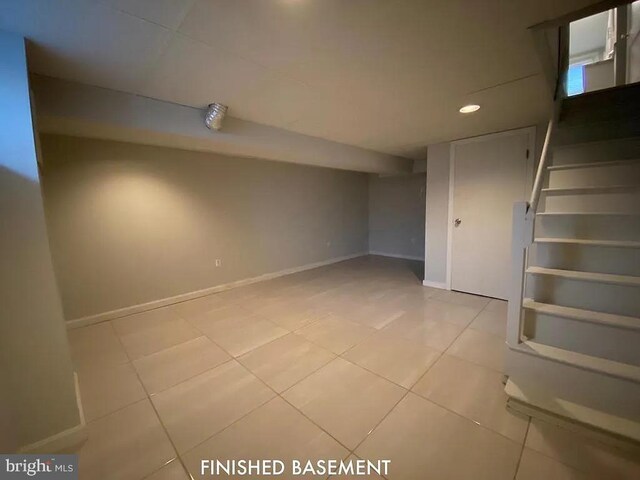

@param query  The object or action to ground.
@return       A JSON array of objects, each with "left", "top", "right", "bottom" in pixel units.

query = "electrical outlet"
[
  {"left": 215, "top": 259, "right": 222, "bottom": 267},
  {"left": 326, "top": 240, "right": 331, "bottom": 247}
]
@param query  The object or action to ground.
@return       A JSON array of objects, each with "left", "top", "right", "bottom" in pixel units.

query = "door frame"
[{"left": 445, "top": 126, "right": 536, "bottom": 292}]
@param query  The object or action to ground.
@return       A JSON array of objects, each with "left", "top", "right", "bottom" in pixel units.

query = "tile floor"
[{"left": 68, "top": 256, "right": 640, "bottom": 480}]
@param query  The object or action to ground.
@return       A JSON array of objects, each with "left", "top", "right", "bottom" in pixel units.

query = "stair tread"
[
  {"left": 542, "top": 185, "right": 640, "bottom": 195},
  {"left": 534, "top": 237, "right": 640, "bottom": 248},
  {"left": 526, "top": 267, "right": 640, "bottom": 286},
  {"left": 505, "top": 379, "right": 640, "bottom": 442},
  {"left": 522, "top": 298, "right": 640, "bottom": 330},
  {"left": 548, "top": 158, "right": 640, "bottom": 171},
  {"left": 519, "top": 340, "right": 640, "bottom": 382}
]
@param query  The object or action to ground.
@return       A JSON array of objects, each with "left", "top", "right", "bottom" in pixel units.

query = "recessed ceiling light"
[{"left": 459, "top": 104, "right": 480, "bottom": 113}]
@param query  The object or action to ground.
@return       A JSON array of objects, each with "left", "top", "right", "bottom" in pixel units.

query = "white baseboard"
[
  {"left": 422, "top": 279, "right": 449, "bottom": 290},
  {"left": 369, "top": 251, "right": 424, "bottom": 262},
  {"left": 66, "top": 252, "right": 368, "bottom": 329},
  {"left": 19, "top": 373, "right": 87, "bottom": 454}
]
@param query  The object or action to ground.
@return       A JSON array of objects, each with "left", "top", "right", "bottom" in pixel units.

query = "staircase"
[{"left": 504, "top": 83, "right": 640, "bottom": 443}]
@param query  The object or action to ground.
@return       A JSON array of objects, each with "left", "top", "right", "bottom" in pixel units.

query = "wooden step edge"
[
  {"left": 534, "top": 237, "right": 640, "bottom": 249},
  {"left": 511, "top": 340, "right": 640, "bottom": 383},
  {"left": 526, "top": 267, "right": 640, "bottom": 287},
  {"left": 541, "top": 185, "right": 640, "bottom": 195},
  {"left": 522, "top": 298, "right": 640, "bottom": 331},
  {"left": 505, "top": 379, "right": 640, "bottom": 444},
  {"left": 548, "top": 158, "right": 640, "bottom": 171}
]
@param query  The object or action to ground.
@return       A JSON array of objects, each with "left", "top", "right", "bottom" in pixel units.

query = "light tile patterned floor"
[{"left": 68, "top": 256, "right": 640, "bottom": 480}]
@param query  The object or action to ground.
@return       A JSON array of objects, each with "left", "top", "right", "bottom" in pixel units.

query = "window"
[{"left": 567, "top": 64, "right": 585, "bottom": 96}]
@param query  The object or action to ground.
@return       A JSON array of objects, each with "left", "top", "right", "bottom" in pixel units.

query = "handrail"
[
  {"left": 507, "top": 105, "right": 559, "bottom": 348},
  {"left": 529, "top": 19, "right": 568, "bottom": 214},
  {"left": 528, "top": 108, "right": 557, "bottom": 213}
]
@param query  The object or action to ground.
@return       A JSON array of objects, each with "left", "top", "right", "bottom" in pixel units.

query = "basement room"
[{"left": 1, "top": 1, "right": 639, "bottom": 479}]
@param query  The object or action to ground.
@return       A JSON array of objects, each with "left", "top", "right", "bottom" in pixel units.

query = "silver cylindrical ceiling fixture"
[{"left": 205, "top": 103, "right": 228, "bottom": 131}]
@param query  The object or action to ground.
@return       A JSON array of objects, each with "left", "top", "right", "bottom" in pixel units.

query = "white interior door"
[{"left": 450, "top": 130, "right": 531, "bottom": 299}]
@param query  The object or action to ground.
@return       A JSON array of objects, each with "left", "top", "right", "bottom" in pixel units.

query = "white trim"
[
  {"left": 423, "top": 171, "right": 429, "bottom": 277},
  {"left": 505, "top": 379, "right": 640, "bottom": 446},
  {"left": 19, "top": 373, "right": 87, "bottom": 453},
  {"left": 446, "top": 126, "right": 537, "bottom": 292},
  {"left": 446, "top": 143, "right": 455, "bottom": 289},
  {"left": 66, "top": 252, "right": 368, "bottom": 329},
  {"left": 369, "top": 251, "right": 424, "bottom": 261},
  {"left": 422, "top": 279, "right": 449, "bottom": 290}
]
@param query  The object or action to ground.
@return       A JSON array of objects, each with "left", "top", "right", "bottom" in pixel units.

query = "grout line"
[
  {"left": 412, "top": 390, "right": 528, "bottom": 446},
  {"left": 349, "top": 388, "right": 411, "bottom": 457},
  {"left": 175, "top": 306, "right": 356, "bottom": 458},
  {"left": 445, "top": 349, "right": 507, "bottom": 374},
  {"left": 236, "top": 353, "right": 337, "bottom": 397},
  {"left": 109, "top": 319, "right": 193, "bottom": 480},
  {"left": 76, "top": 259, "right": 514, "bottom": 479},
  {"left": 166, "top": 293, "right": 428, "bottom": 468},
  {"left": 404, "top": 298, "right": 529, "bottom": 448},
  {"left": 148, "top": 311, "right": 353, "bottom": 469},
  {"left": 129, "top": 312, "right": 289, "bottom": 478},
  {"left": 231, "top": 288, "right": 498, "bottom": 401},
  {"left": 168, "top": 357, "right": 352, "bottom": 465},
  {"left": 236, "top": 360, "right": 355, "bottom": 454},
  {"left": 142, "top": 356, "right": 237, "bottom": 397},
  {"left": 140, "top": 458, "right": 189, "bottom": 480},
  {"left": 346, "top": 302, "right": 488, "bottom": 455},
  {"left": 512, "top": 420, "right": 532, "bottom": 480}
]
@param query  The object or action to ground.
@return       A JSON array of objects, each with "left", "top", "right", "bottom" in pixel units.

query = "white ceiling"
[{"left": 0, "top": 0, "right": 601, "bottom": 159}]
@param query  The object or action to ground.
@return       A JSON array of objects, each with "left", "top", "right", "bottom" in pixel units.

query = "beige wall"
[
  {"left": 40, "top": 135, "right": 369, "bottom": 322},
  {"left": 0, "top": 32, "right": 80, "bottom": 451},
  {"left": 368, "top": 173, "right": 426, "bottom": 260}
]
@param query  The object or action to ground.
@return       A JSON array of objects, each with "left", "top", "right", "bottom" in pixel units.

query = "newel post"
[{"left": 506, "top": 202, "right": 535, "bottom": 349}]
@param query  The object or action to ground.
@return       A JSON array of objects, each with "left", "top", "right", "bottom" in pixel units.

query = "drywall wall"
[
  {"left": 0, "top": 32, "right": 80, "bottom": 451},
  {"left": 423, "top": 143, "right": 451, "bottom": 286},
  {"left": 368, "top": 173, "right": 425, "bottom": 260},
  {"left": 40, "top": 134, "right": 369, "bottom": 322}
]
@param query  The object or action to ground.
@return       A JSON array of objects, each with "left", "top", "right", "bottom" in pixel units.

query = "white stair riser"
[
  {"left": 523, "top": 311, "right": 640, "bottom": 366},
  {"left": 506, "top": 346, "right": 640, "bottom": 420},
  {"left": 548, "top": 164, "right": 640, "bottom": 189},
  {"left": 554, "top": 121, "right": 640, "bottom": 146},
  {"left": 535, "top": 215, "right": 640, "bottom": 241},
  {"left": 526, "top": 275, "right": 640, "bottom": 317},
  {"left": 544, "top": 192, "right": 640, "bottom": 213},
  {"left": 552, "top": 137, "right": 640, "bottom": 166},
  {"left": 530, "top": 244, "right": 640, "bottom": 276}
]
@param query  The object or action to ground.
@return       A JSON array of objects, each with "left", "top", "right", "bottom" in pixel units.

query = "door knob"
[{"left": 454, "top": 218, "right": 462, "bottom": 227}]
